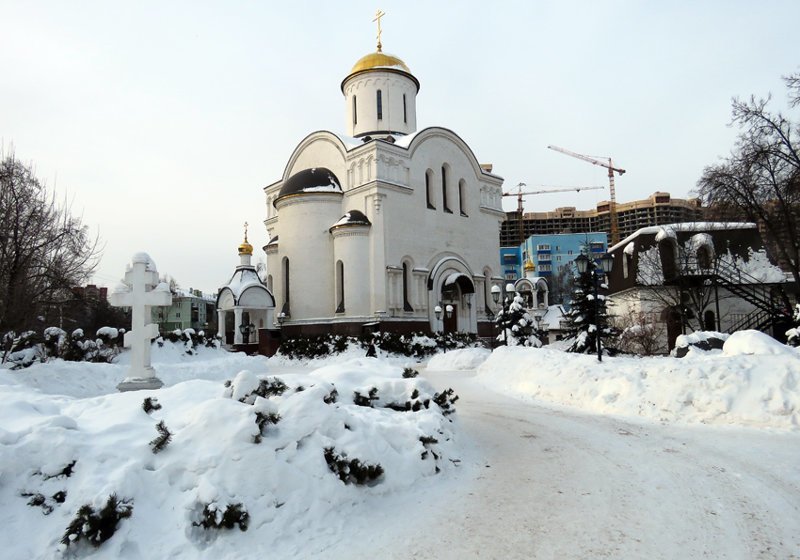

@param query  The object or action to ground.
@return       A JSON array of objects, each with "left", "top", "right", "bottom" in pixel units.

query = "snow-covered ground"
[{"left": 1, "top": 333, "right": 799, "bottom": 558}]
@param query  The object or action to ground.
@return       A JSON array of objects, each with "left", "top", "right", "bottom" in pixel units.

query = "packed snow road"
[{"left": 373, "top": 368, "right": 800, "bottom": 560}]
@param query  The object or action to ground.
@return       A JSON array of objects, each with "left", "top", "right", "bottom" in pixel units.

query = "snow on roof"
[
  {"left": 444, "top": 272, "right": 468, "bottom": 286},
  {"left": 392, "top": 129, "right": 422, "bottom": 148},
  {"left": 609, "top": 222, "right": 757, "bottom": 253},
  {"left": 655, "top": 226, "right": 677, "bottom": 242},
  {"left": 219, "top": 267, "right": 270, "bottom": 301},
  {"left": 623, "top": 242, "right": 635, "bottom": 255},
  {"left": 540, "top": 305, "right": 566, "bottom": 327}
]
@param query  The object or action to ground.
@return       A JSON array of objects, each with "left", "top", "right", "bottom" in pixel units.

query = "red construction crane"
[
  {"left": 547, "top": 145, "right": 626, "bottom": 245},
  {"left": 502, "top": 182, "right": 605, "bottom": 244}
]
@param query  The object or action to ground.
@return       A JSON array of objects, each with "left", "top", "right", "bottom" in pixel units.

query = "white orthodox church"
[{"left": 263, "top": 30, "right": 506, "bottom": 337}]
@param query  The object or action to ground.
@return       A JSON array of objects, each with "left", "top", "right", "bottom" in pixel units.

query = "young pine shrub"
[
  {"left": 323, "top": 447, "right": 384, "bottom": 486},
  {"left": 149, "top": 421, "right": 173, "bottom": 453},
  {"left": 61, "top": 494, "right": 133, "bottom": 548},
  {"left": 193, "top": 502, "right": 249, "bottom": 531}
]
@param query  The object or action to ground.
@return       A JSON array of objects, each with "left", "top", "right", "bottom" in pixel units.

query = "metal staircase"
[{"left": 673, "top": 257, "right": 792, "bottom": 336}]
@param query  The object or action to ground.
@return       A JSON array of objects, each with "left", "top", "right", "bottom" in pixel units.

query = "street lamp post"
[
  {"left": 574, "top": 253, "right": 614, "bottom": 362},
  {"left": 239, "top": 321, "right": 256, "bottom": 344},
  {"left": 434, "top": 304, "right": 453, "bottom": 334},
  {"left": 491, "top": 283, "right": 517, "bottom": 346}
]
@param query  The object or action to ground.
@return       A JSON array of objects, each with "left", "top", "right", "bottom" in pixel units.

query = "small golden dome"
[
  {"left": 524, "top": 260, "right": 535, "bottom": 271},
  {"left": 342, "top": 50, "right": 419, "bottom": 92},
  {"left": 349, "top": 51, "right": 411, "bottom": 74},
  {"left": 238, "top": 221, "right": 253, "bottom": 255},
  {"left": 238, "top": 240, "right": 253, "bottom": 256}
]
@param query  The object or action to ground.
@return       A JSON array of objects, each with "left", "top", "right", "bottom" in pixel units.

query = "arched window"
[
  {"left": 623, "top": 253, "right": 631, "bottom": 279},
  {"left": 281, "top": 257, "right": 290, "bottom": 315},
  {"left": 267, "top": 274, "right": 273, "bottom": 292},
  {"left": 336, "top": 260, "right": 345, "bottom": 313},
  {"left": 403, "top": 93, "right": 407, "bottom": 123},
  {"left": 377, "top": 90, "right": 383, "bottom": 120},
  {"left": 425, "top": 169, "right": 435, "bottom": 209},
  {"left": 442, "top": 165, "right": 451, "bottom": 213},
  {"left": 483, "top": 267, "right": 494, "bottom": 315},
  {"left": 352, "top": 96, "right": 357, "bottom": 125},
  {"left": 458, "top": 179, "right": 467, "bottom": 216},
  {"left": 402, "top": 261, "right": 413, "bottom": 312}
]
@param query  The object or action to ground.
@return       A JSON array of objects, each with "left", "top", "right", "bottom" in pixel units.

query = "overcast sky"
[{"left": 2, "top": 1, "right": 798, "bottom": 293}]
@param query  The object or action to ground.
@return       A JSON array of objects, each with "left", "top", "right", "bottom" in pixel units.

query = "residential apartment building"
[
  {"left": 153, "top": 289, "right": 217, "bottom": 333},
  {"left": 501, "top": 233, "right": 607, "bottom": 280},
  {"left": 500, "top": 192, "right": 703, "bottom": 247}
]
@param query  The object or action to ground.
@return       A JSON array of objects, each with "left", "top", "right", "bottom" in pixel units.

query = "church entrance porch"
[{"left": 429, "top": 260, "right": 477, "bottom": 334}]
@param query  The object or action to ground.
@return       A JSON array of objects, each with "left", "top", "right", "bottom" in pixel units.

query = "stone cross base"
[{"left": 117, "top": 375, "right": 165, "bottom": 392}]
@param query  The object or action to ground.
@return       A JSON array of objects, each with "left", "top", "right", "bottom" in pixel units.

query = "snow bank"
[
  {"left": 426, "top": 348, "right": 491, "bottom": 371},
  {"left": 723, "top": 330, "right": 798, "bottom": 356},
  {"left": 0, "top": 356, "right": 460, "bottom": 558},
  {"left": 477, "top": 345, "right": 800, "bottom": 430}
]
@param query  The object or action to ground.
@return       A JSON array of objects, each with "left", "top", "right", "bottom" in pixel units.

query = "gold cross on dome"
[
  {"left": 243, "top": 221, "right": 249, "bottom": 242},
  {"left": 373, "top": 9, "right": 385, "bottom": 52}
]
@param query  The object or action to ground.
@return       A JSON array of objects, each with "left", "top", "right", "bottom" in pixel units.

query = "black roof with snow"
[
  {"left": 330, "top": 210, "right": 371, "bottom": 230},
  {"left": 276, "top": 167, "right": 342, "bottom": 201}
]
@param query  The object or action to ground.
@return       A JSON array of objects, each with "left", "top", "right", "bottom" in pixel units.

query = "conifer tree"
[
  {"left": 495, "top": 291, "right": 542, "bottom": 347},
  {"left": 565, "top": 267, "right": 615, "bottom": 354}
]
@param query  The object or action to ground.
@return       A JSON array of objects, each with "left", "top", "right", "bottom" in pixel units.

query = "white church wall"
[
  {"left": 332, "top": 228, "right": 371, "bottom": 318},
  {"left": 274, "top": 194, "right": 342, "bottom": 319}
]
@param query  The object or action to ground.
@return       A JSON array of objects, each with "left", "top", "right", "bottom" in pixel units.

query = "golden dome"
[
  {"left": 349, "top": 51, "right": 411, "bottom": 74},
  {"left": 524, "top": 260, "right": 535, "bottom": 271},
  {"left": 238, "top": 240, "right": 253, "bottom": 256},
  {"left": 342, "top": 50, "right": 419, "bottom": 92}
]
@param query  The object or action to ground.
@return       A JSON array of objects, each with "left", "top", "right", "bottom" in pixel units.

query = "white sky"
[{"left": 2, "top": 1, "right": 798, "bottom": 293}]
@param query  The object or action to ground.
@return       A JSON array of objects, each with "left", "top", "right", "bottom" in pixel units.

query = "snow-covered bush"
[
  {"left": 1, "top": 330, "right": 44, "bottom": 369},
  {"left": 160, "top": 328, "right": 220, "bottom": 355},
  {"left": 193, "top": 502, "right": 249, "bottom": 532},
  {"left": 785, "top": 304, "right": 800, "bottom": 347},
  {"left": 60, "top": 494, "right": 133, "bottom": 549},
  {"left": 672, "top": 331, "right": 729, "bottom": 358},
  {"left": 277, "top": 331, "right": 479, "bottom": 361},
  {"left": 324, "top": 447, "right": 384, "bottom": 486}
]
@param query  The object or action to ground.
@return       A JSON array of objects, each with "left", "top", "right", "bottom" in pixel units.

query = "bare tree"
[
  {"left": 633, "top": 243, "right": 729, "bottom": 333},
  {"left": 697, "top": 72, "right": 800, "bottom": 285},
  {"left": 615, "top": 310, "right": 664, "bottom": 356},
  {"left": 0, "top": 154, "right": 100, "bottom": 331}
]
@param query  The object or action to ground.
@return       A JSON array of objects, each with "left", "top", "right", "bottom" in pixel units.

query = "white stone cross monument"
[{"left": 109, "top": 252, "right": 172, "bottom": 391}]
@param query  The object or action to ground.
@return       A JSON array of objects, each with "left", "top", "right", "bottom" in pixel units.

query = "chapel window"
[
  {"left": 377, "top": 90, "right": 383, "bottom": 120},
  {"left": 403, "top": 94, "right": 407, "bottom": 123},
  {"left": 353, "top": 96, "right": 357, "bottom": 125}
]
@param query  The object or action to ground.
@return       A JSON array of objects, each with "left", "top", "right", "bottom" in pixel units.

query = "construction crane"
[
  {"left": 547, "top": 145, "right": 626, "bottom": 245},
  {"left": 502, "top": 182, "right": 605, "bottom": 245}
]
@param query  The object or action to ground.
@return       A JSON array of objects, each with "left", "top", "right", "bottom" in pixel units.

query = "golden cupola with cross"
[{"left": 341, "top": 10, "right": 419, "bottom": 139}]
